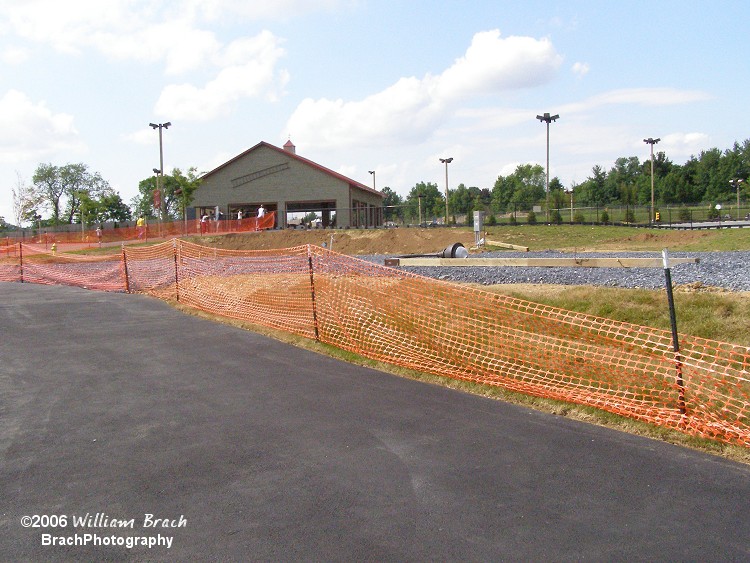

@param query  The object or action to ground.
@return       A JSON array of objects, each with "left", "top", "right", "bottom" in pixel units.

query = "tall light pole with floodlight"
[
  {"left": 731, "top": 178, "right": 743, "bottom": 220},
  {"left": 439, "top": 157, "right": 453, "bottom": 224},
  {"left": 368, "top": 170, "right": 375, "bottom": 191},
  {"left": 149, "top": 122, "right": 171, "bottom": 220},
  {"left": 644, "top": 137, "right": 660, "bottom": 223},
  {"left": 536, "top": 112, "right": 559, "bottom": 221}
]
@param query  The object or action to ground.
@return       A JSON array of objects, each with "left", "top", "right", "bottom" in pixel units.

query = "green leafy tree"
[
  {"left": 133, "top": 167, "right": 202, "bottom": 220},
  {"left": 449, "top": 183, "right": 474, "bottom": 216},
  {"left": 380, "top": 186, "right": 403, "bottom": 221},
  {"left": 406, "top": 182, "right": 443, "bottom": 222},
  {"left": 579, "top": 165, "right": 613, "bottom": 206},
  {"left": 31, "top": 163, "right": 112, "bottom": 225},
  {"left": 99, "top": 192, "right": 132, "bottom": 223},
  {"left": 32, "top": 163, "right": 65, "bottom": 224}
]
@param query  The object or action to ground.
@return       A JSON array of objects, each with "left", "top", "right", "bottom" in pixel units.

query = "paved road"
[{"left": 1, "top": 282, "right": 749, "bottom": 561}]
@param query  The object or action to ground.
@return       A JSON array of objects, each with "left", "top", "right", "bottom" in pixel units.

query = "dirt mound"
[{"left": 195, "top": 228, "right": 476, "bottom": 255}]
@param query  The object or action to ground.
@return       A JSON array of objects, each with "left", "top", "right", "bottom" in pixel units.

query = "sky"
[{"left": 0, "top": 0, "right": 748, "bottom": 223}]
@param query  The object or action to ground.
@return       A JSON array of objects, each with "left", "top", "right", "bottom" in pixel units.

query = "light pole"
[
  {"left": 368, "top": 170, "right": 375, "bottom": 191},
  {"left": 731, "top": 178, "right": 743, "bottom": 220},
  {"left": 568, "top": 189, "right": 574, "bottom": 223},
  {"left": 536, "top": 113, "right": 559, "bottom": 222},
  {"left": 439, "top": 157, "right": 453, "bottom": 225},
  {"left": 644, "top": 137, "right": 660, "bottom": 223},
  {"left": 149, "top": 122, "right": 171, "bottom": 221},
  {"left": 152, "top": 168, "right": 162, "bottom": 237}
]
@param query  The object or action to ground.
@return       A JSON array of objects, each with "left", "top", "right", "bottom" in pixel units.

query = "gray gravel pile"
[{"left": 360, "top": 251, "right": 750, "bottom": 291}]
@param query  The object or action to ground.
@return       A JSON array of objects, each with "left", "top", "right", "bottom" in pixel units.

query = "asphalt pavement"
[{"left": 1, "top": 282, "right": 749, "bottom": 561}]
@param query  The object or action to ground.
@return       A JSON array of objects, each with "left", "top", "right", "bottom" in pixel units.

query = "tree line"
[
  {"left": 8, "top": 164, "right": 201, "bottom": 229},
  {"left": 5, "top": 137, "right": 748, "bottom": 229},
  {"left": 381, "top": 138, "right": 750, "bottom": 222}
]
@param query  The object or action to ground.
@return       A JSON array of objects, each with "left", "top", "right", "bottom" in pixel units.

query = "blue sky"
[{"left": 1, "top": 0, "right": 748, "bottom": 223}]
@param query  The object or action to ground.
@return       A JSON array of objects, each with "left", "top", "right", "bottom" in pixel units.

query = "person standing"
[
  {"left": 96, "top": 226, "right": 102, "bottom": 247},
  {"left": 136, "top": 216, "right": 146, "bottom": 239}
]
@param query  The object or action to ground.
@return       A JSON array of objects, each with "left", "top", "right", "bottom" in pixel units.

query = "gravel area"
[{"left": 361, "top": 251, "right": 750, "bottom": 292}]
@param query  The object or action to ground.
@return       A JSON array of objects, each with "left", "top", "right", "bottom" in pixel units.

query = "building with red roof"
[{"left": 192, "top": 140, "right": 383, "bottom": 229}]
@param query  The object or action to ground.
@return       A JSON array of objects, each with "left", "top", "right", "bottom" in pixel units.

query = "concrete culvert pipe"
[{"left": 439, "top": 242, "right": 469, "bottom": 258}]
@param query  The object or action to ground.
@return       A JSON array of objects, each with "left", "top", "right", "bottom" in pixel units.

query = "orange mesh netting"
[
  {"left": 3, "top": 211, "right": 277, "bottom": 249},
  {"left": 2, "top": 239, "right": 749, "bottom": 447},
  {"left": 1, "top": 243, "right": 124, "bottom": 291}
]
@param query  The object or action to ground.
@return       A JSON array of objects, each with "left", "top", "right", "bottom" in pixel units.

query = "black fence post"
[
  {"left": 173, "top": 239, "right": 179, "bottom": 302},
  {"left": 121, "top": 245, "right": 130, "bottom": 293},
  {"left": 663, "top": 249, "right": 687, "bottom": 416},
  {"left": 307, "top": 245, "right": 320, "bottom": 342}
]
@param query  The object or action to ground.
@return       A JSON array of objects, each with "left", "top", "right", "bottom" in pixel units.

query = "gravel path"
[{"left": 362, "top": 251, "right": 750, "bottom": 292}]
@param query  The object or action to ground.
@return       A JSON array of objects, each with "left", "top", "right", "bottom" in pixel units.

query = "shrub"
[
  {"left": 527, "top": 210, "right": 537, "bottom": 224},
  {"left": 509, "top": 214, "right": 517, "bottom": 225},
  {"left": 550, "top": 210, "right": 563, "bottom": 224},
  {"left": 624, "top": 209, "right": 636, "bottom": 223},
  {"left": 678, "top": 207, "right": 691, "bottom": 222},
  {"left": 707, "top": 206, "right": 720, "bottom": 220},
  {"left": 600, "top": 210, "right": 609, "bottom": 224},
  {"left": 485, "top": 214, "right": 497, "bottom": 226},
  {"left": 574, "top": 211, "right": 586, "bottom": 224}
]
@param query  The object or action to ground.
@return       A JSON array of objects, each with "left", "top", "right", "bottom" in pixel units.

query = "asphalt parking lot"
[{"left": 1, "top": 282, "right": 749, "bottom": 561}]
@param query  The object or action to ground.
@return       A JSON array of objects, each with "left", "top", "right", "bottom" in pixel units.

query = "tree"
[
  {"left": 579, "top": 165, "right": 612, "bottom": 206},
  {"left": 12, "top": 172, "right": 41, "bottom": 228},
  {"left": 99, "top": 192, "right": 132, "bottom": 223},
  {"left": 32, "top": 163, "right": 65, "bottom": 224},
  {"left": 491, "top": 175, "right": 514, "bottom": 212},
  {"left": 132, "top": 167, "right": 202, "bottom": 220},
  {"left": 491, "top": 164, "right": 545, "bottom": 212},
  {"left": 509, "top": 164, "right": 545, "bottom": 210},
  {"left": 31, "top": 163, "right": 112, "bottom": 225},
  {"left": 380, "top": 186, "right": 403, "bottom": 221},
  {"left": 406, "top": 182, "right": 443, "bottom": 222},
  {"left": 549, "top": 177, "right": 566, "bottom": 210}
]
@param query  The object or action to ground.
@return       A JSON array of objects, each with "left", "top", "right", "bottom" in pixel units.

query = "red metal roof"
[{"left": 200, "top": 141, "right": 382, "bottom": 198}]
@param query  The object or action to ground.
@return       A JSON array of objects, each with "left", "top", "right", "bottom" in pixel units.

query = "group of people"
[{"left": 200, "top": 205, "right": 265, "bottom": 234}]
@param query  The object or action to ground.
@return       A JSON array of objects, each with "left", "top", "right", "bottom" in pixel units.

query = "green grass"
[
  {"left": 482, "top": 224, "right": 750, "bottom": 252},
  {"left": 478, "top": 284, "right": 750, "bottom": 347}
]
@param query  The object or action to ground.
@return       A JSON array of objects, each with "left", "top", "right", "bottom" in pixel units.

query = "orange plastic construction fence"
[
  {"left": 2, "top": 239, "right": 749, "bottom": 447},
  {"left": 4, "top": 212, "right": 277, "bottom": 248}
]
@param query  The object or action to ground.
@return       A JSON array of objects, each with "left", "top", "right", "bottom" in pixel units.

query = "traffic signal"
[{"left": 655, "top": 212, "right": 660, "bottom": 222}]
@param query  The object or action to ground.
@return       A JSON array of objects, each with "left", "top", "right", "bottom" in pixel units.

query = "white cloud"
[
  {"left": 0, "top": 89, "right": 83, "bottom": 162},
  {"left": 286, "top": 30, "right": 562, "bottom": 149},
  {"left": 1, "top": 46, "right": 29, "bottom": 64},
  {"left": 588, "top": 88, "right": 712, "bottom": 107},
  {"left": 437, "top": 30, "right": 562, "bottom": 100},
  {"left": 661, "top": 132, "right": 711, "bottom": 158},
  {"left": 572, "top": 62, "right": 590, "bottom": 77},
  {"left": 0, "top": 0, "right": 343, "bottom": 65},
  {"left": 154, "top": 31, "right": 288, "bottom": 120}
]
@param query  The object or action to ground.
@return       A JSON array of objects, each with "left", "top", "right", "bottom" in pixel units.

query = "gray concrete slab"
[{"left": 1, "top": 282, "right": 749, "bottom": 561}]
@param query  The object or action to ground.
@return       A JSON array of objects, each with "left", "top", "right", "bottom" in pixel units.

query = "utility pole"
[
  {"left": 536, "top": 113, "right": 559, "bottom": 222},
  {"left": 644, "top": 137, "right": 660, "bottom": 223},
  {"left": 439, "top": 157, "right": 453, "bottom": 225},
  {"left": 149, "top": 122, "right": 171, "bottom": 222}
]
